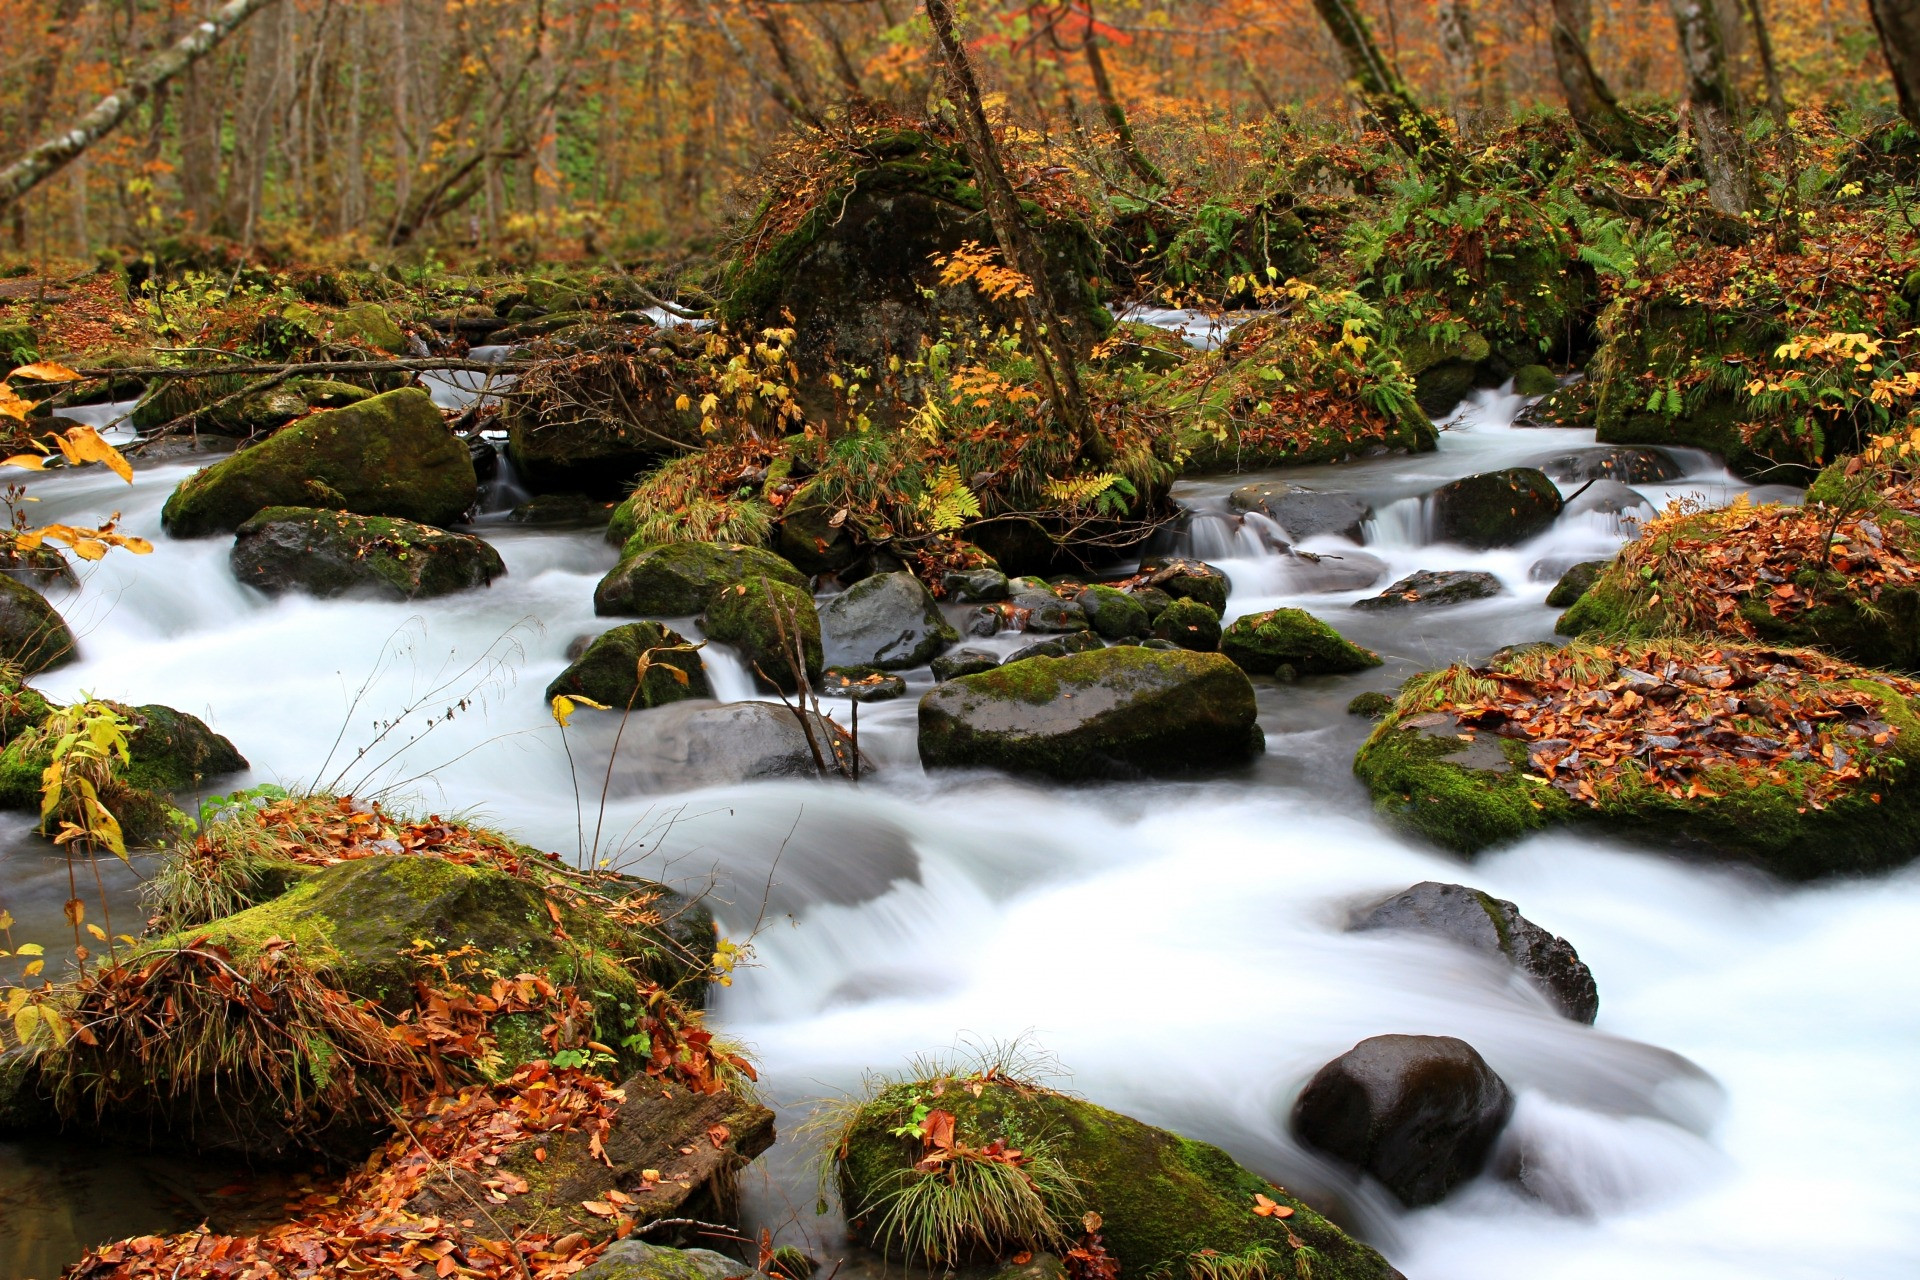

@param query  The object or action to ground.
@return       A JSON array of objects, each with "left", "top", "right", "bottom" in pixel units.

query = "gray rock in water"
[
  {"left": 819, "top": 571, "right": 958, "bottom": 670},
  {"left": 1429, "top": 468, "right": 1563, "bottom": 548},
  {"left": 1352, "top": 881, "right": 1599, "bottom": 1023},
  {"left": 615, "top": 700, "right": 854, "bottom": 789},
  {"left": 1353, "top": 570, "right": 1502, "bottom": 610},
  {"left": 942, "top": 567, "right": 1010, "bottom": 602},
  {"left": 931, "top": 647, "right": 1001, "bottom": 681},
  {"left": 1292, "top": 1033, "right": 1514, "bottom": 1207},
  {"left": 1533, "top": 446, "right": 1682, "bottom": 485},
  {"left": 820, "top": 666, "right": 909, "bottom": 702},
  {"left": 0, "top": 576, "right": 75, "bottom": 674},
  {"left": 1006, "top": 588, "right": 1090, "bottom": 633},
  {"left": 1284, "top": 548, "right": 1388, "bottom": 594},
  {"left": 1006, "top": 630, "right": 1103, "bottom": 664},
  {"left": 545, "top": 621, "right": 710, "bottom": 710},
  {"left": 1229, "top": 483, "right": 1370, "bottom": 543}
]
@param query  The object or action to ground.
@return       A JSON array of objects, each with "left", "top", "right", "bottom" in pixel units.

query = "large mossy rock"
[
  {"left": 1292, "top": 1034, "right": 1513, "bottom": 1207},
  {"left": 1429, "top": 468, "right": 1562, "bottom": 548},
  {"left": 837, "top": 1073, "right": 1396, "bottom": 1280},
  {"left": 1353, "top": 638, "right": 1920, "bottom": 878},
  {"left": 819, "top": 571, "right": 958, "bottom": 670},
  {"left": 1221, "top": 608, "right": 1381, "bottom": 675},
  {"left": 703, "top": 576, "right": 822, "bottom": 693},
  {"left": 161, "top": 388, "right": 476, "bottom": 537},
  {"left": 155, "top": 853, "right": 711, "bottom": 1016},
  {"left": 595, "top": 542, "right": 808, "bottom": 617},
  {"left": 546, "top": 622, "right": 711, "bottom": 709},
  {"left": 503, "top": 329, "right": 710, "bottom": 495},
  {"left": 231, "top": 507, "right": 505, "bottom": 599},
  {"left": 716, "top": 127, "right": 1109, "bottom": 370},
  {"left": 1074, "top": 583, "right": 1149, "bottom": 639},
  {"left": 0, "top": 576, "right": 76, "bottom": 673},
  {"left": 918, "top": 646, "right": 1261, "bottom": 780}
]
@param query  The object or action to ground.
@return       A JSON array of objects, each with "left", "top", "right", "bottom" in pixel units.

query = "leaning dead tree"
[
  {"left": 1310, "top": 0, "right": 1457, "bottom": 167},
  {"left": 0, "top": 0, "right": 284, "bottom": 209},
  {"left": 924, "top": 0, "right": 1107, "bottom": 464}
]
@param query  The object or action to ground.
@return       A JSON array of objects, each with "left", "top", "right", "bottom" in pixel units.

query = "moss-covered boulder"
[
  {"left": 1430, "top": 468, "right": 1562, "bottom": 548},
  {"left": 835, "top": 1071, "right": 1395, "bottom": 1280},
  {"left": 0, "top": 576, "right": 75, "bottom": 673},
  {"left": 1353, "top": 638, "right": 1920, "bottom": 878},
  {"left": 1544, "top": 560, "right": 1608, "bottom": 609},
  {"left": 716, "top": 126, "right": 1109, "bottom": 370},
  {"left": 1139, "top": 557, "right": 1232, "bottom": 613},
  {"left": 1222, "top": 608, "right": 1381, "bottom": 675},
  {"left": 546, "top": 622, "right": 711, "bottom": 710},
  {"left": 231, "top": 507, "right": 504, "bottom": 599},
  {"left": 1512, "top": 364, "right": 1560, "bottom": 397},
  {"left": 576, "top": 1242, "right": 772, "bottom": 1280},
  {"left": 595, "top": 541, "right": 808, "bottom": 617},
  {"left": 819, "top": 571, "right": 957, "bottom": 670},
  {"left": 919, "top": 646, "right": 1261, "bottom": 780},
  {"left": 1149, "top": 597, "right": 1221, "bottom": 651},
  {"left": 1398, "top": 326, "right": 1492, "bottom": 417},
  {"left": 1074, "top": 583, "right": 1149, "bottom": 639},
  {"left": 703, "top": 576, "right": 822, "bottom": 693},
  {"left": 161, "top": 388, "right": 476, "bottom": 537}
]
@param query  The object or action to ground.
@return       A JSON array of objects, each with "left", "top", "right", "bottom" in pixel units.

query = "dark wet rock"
[
  {"left": 837, "top": 1072, "right": 1397, "bottom": 1280},
  {"left": 1138, "top": 557, "right": 1231, "bottom": 612},
  {"left": 0, "top": 576, "right": 75, "bottom": 673},
  {"left": 507, "top": 493, "right": 615, "bottom": 526},
  {"left": 704, "top": 576, "right": 822, "bottom": 693},
  {"left": 1352, "top": 881, "right": 1599, "bottom": 1023},
  {"left": 617, "top": 700, "right": 853, "bottom": 788},
  {"left": 1131, "top": 585, "right": 1173, "bottom": 620},
  {"left": 1562, "top": 480, "right": 1652, "bottom": 519},
  {"left": 820, "top": 667, "right": 909, "bottom": 702},
  {"left": 1006, "top": 630, "right": 1103, "bottom": 664},
  {"left": 819, "top": 571, "right": 958, "bottom": 670},
  {"left": 231, "top": 507, "right": 505, "bottom": 599},
  {"left": 1222, "top": 608, "right": 1381, "bottom": 675},
  {"left": 931, "top": 648, "right": 1001, "bottom": 681},
  {"left": 596, "top": 541, "right": 808, "bottom": 617},
  {"left": 1353, "top": 570, "right": 1503, "bottom": 610},
  {"left": 964, "top": 606, "right": 1003, "bottom": 638},
  {"left": 1430, "top": 468, "right": 1563, "bottom": 548},
  {"left": 1347, "top": 691, "right": 1395, "bottom": 718},
  {"left": 1399, "top": 328, "right": 1491, "bottom": 417},
  {"left": 1545, "top": 560, "right": 1609, "bottom": 608},
  {"left": 918, "top": 646, "right": 1261, "bottom": 780},
  {"left": 161, "top": 388, "right": 476, "bottom": 537},
  {"left": 1514, "top": 379, "right": 1594, "bottom": 429},
  {"left": 941, "top": 566, "right": 1010, "bottom": 602},
  {"left": 1512, "top": 364, "right": 1560, "bottom": 397},
  {"left": 1229, "top": 483, "right": 1370, "bottom": 543},
  {"left": 1149, "top": 598, "right": 1221, "bottom": 651},
  {"left": 1075, "top": 583, "right": 1149, "bottom": 639},
  {"left": 1006, "top": 588, "right": 1089, "bottom": 633},
  {"left": 1534, "top": 446, "right": 1683, "bottom": 486},
  {"left": 1292, "top": 1033, "right": 1514, "bottom": 1206},
  {"left": 545, "top": 621, "right": 710, "bottom": 710}
]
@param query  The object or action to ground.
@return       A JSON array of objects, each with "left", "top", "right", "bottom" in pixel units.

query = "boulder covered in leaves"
[
  {"left": 547, "top": 622, "right": 711, "bottom": 711},
  {"left": 231, "top": 507, "right": 505, "bottom": 599},
  {"left": 918, "top": 646, "right": 1261, "bottom": 780},
  {"left": 0, "top": 575, "right": 76, "bottom": 673},
  {"left": 161, "top": 388, "right": 476, "bottom": 537},
  {"left": 1353, "top": 570, "right": 1502, "bottom": 610},
  {"left": 1352, "top": 637, "right": 1920, "bottom": 877},
  {"left": 832, "top": 1065, "right": 1397, "bottom": 1278},
  {"left": 716, "top": 124, "right": 1109, "bottom": 371},
  {"left": 596, "top": 541, "right": 808, "bottom": 618}
]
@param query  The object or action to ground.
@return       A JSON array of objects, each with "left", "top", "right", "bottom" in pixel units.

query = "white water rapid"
[{"left": 1, "top": 385, "right": 1914, "bottom": 1279}]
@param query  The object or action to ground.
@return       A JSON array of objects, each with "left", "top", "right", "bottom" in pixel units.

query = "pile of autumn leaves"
[{"left": 61, "top": 799, "right": 742, "bottom": 1280}]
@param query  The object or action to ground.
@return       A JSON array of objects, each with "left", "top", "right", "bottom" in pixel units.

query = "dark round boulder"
[
  {"left": 930, "top": 648, "right": 1000, "bottom": 681},
  {"left": 1353, "top": 570, "right": 1503, "bottom": 610},
  {"left": 544, "top": 621, "right": 711, "bottom": 711},
  {"left": 0, "top": 576, "right": 76, "bottom": 674},
  {"left": 1006, "top": 630, "right": 1103, "bottom": 664},
  {"left": 1075, "top": 584, "right": 1149, "bottom": 639},
  {"left": 231, "top": 507, "right": 505, "bottom": 600},
  {"left": 1351, "top": 881, "right": 1599, "bottom": 1023},
  {"left": 1149, "top": 598, "right": 1221, "bottom": 651},
  {"left": 820, "top": 667, "right": 909, "bottom": 702},
  {"left": 1006, "top": 587, "right": 1089, "bottom": 634},
  {"left": 1291, "top": 1034, "right": 1514, "bottom": 1207},
  {"left": 941, "top": 567, "right": 1010, "bottom": 603},
  {"left": 1533, "top": 446, "right": 1682, "bottom": 486},
  {"left": 704, "top": 576, "right": 822, "bottom": 693},
  {"left": 818, "top": 571, "right": 958, "bottom": 670},
  {"left": 1429, "top": 468, "right": 1563, "bottom": 548}
]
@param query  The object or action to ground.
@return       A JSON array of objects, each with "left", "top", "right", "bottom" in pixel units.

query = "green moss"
[
  {"left": 1150, "top": 598, "right": 1222, "bottom": 651},
  {"left": 837, "top": 1075, "right": 1394, "bottom": 1280},
  {"left": 233, "top": 506, "right": 506, "bottom": 599},
  {"left": 703, "top": 575, "right": 822, "bottom": 693},
  {"left": 1353, "top": 719, "right": 1560, "bottom": 854},
  {"left": 1076, "top": 585, "right": 1149, "bottom": 640},
  {"left": 1221, "top": 609, "right": 1381, "bottom": 675},
  {"left": 595, "top": 541, "right": 808, "bottom": 617}
]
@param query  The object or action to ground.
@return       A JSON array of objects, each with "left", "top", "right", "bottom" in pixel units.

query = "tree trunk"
[
  {"left": 1742, "top": 0, "right": 1790, "bottom": 134},
  {"left": 0, "top": 0, "right": 284, "bottom": 210},
  {"left": 923, "top": 0, "right": 1103, "bottom": 462},
  {"left": 224, "top": 0, "right": 287, "bottom": 238},
  {"left": 1310, "top": 0, "right": 1455, "bottom": 166},
  {"left": 1547, "top": 0, "right": 1652, "bottom": 157},
  {"left": 1081, "top": 1, "right": 1164, "bottom": 187},
  {"left": 1668, "top": 0, "right": 1755, "bottom": 215},
  {"left": 1867, "top": 0, "right": 1920, "bottom": 127},
  {"left": 1434, "top": 0, "right": 1482, "bottom": 140}
]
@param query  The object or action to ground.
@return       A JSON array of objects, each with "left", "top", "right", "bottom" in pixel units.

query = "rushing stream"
[{"left": 1, "top": 384, "right": 1915, "bottom": 1279}]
